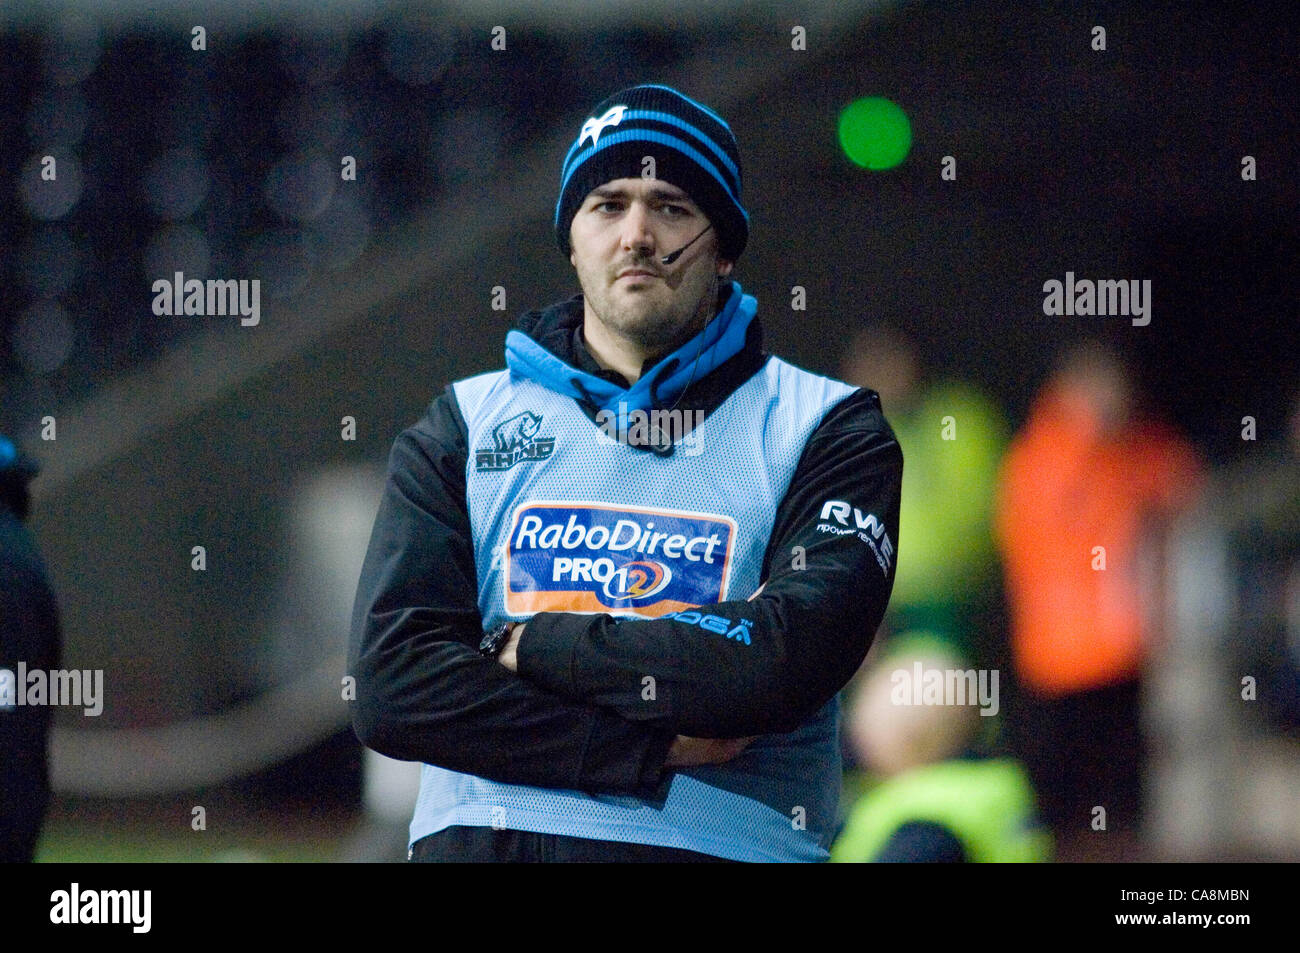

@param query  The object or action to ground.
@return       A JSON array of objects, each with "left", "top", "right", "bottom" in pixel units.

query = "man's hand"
[
  {"left": 497, "top": 623, "right": 525, "bottom": 672},
  {"left": 663, "top": 735, "right": 757, "bottom": 767}
]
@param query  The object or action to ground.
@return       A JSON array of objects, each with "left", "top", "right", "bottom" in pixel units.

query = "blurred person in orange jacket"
[{"left": 995, "top": 342, "right": 1201, "bottom": 854}]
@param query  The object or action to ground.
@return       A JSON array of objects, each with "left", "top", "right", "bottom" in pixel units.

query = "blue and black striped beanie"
[{"left": 554, "top": 84, "right": 749, "bottom": 262}]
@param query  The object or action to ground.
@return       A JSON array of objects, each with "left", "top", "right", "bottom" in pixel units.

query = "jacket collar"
[{"left": 505, "top": 280, "right": 760, "bottom": 415}]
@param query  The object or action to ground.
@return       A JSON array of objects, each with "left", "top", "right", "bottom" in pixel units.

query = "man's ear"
[{"left": 717, "top": 258, "right": 734, "bottom": 279}]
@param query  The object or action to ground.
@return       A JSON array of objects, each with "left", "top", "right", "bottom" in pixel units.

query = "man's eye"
[
  {"left": 596, "top": 201, "right": 622, "bottom": 212},
  {"left": 662, "top": 205, "right": 688, "bottom": 216}
]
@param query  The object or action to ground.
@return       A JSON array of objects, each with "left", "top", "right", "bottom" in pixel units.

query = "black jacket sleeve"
[
  {"left": 348, "top": 386, "right": 677, "bottom": 794},
  {"left": 517, "top": 388, "right": 902, "bottom": 738},
  {"left": 0, "top": 508, "right": 61, "bottom": 863}
]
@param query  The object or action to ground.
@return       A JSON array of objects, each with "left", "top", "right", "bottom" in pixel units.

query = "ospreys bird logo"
[
  {"left": 579, "top": 105, "right": 628, "bottom": 148},
  {"left": 477, "top": 411, "right": 555, "bottom": 472}
]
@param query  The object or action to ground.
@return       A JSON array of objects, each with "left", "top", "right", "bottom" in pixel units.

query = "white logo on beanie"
[{"left": 579, "top": 105, "right": 628, "bottom": 148}]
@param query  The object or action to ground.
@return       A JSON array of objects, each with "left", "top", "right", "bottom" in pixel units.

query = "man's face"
[{"left": 569, "top": 177, "right": 733, "bottom": 354}]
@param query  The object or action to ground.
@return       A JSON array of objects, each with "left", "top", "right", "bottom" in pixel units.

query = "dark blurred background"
[{"left": 0, "top": 0, "right": 1294, "bottom": 861}]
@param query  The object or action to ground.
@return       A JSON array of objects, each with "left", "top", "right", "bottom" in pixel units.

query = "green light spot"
[{"left": 838, "top": 97, "right": 912, "bottom": 170}]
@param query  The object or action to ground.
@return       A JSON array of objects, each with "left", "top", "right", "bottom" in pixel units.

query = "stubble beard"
[{"left": 589, "top": 273, "right": 716, "bottom": 355}]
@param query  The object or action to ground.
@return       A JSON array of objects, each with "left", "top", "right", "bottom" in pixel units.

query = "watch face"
[{"left": 480, "top": 623, "right": 509, "bottom": 656}]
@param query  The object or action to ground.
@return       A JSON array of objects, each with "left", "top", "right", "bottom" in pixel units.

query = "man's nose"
[{"left": 620, "top": 202, "right": 656, "bottom": 252}]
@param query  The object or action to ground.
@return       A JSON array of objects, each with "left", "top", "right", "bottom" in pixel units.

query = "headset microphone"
[{"left": 660, "top": 224, "right": 713, "bottom": 265}]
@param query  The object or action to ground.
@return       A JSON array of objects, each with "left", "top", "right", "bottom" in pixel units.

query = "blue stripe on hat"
[
  {"left": 555, "top": 128, "right": 749, "bottom": 230},
  {"left": 637, "top": 84, "right": 735, "bottom": 132},
  {"left": 559, "top": 109, "right": 740, "bottom": 187}
]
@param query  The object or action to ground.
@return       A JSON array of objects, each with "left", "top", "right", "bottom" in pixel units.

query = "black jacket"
[
  {"left": 348, "top": 286, "right": 902, "bottom": 797},
  {"left": 0, "top": 502, "right": 62, "bottom": 862}
]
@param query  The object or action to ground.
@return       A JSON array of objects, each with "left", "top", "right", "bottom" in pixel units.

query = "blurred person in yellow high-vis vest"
[{"left": 832, "top": 633, "right": 1051, "bottom": 863}]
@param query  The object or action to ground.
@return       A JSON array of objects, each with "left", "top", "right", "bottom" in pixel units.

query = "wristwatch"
[{"left": 478, "top": 621, "right": 515, "bottom": 659}]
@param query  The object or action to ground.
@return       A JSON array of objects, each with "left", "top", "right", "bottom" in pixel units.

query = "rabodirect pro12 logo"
[{"left": 503, "top": 501, "right": 736, "bottom": 615}]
